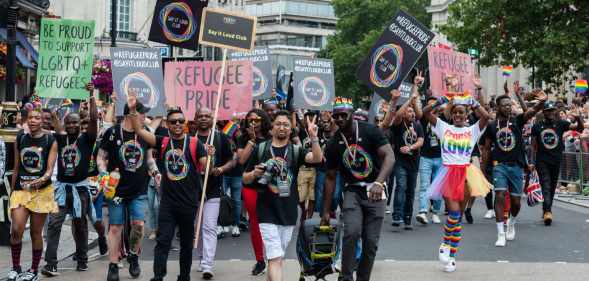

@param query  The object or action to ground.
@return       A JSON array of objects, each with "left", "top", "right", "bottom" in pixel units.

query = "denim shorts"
[
  {"left": 93, "top": 192, "right": 104, "bottom": 221},
  {"left": 108, "top": 194, "right": 148, "bottom": 225},
  {"left": 493, "top": 163, "right": 524, "bottom": 196}
]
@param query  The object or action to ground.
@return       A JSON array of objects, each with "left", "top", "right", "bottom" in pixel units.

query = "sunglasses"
[
  {"left": 168, "top": 119, "right": 186, "bottom": 125},
  {"left": 248, "top": 117, "right": 262, "bottom": 123},
  {"left": 333, "top": 113, "right": 349, "bottom": 120}
]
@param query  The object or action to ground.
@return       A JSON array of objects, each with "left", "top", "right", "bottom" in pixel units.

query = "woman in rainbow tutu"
[{"left": 422, "top": 88, "right": 492, "bottom": 273}]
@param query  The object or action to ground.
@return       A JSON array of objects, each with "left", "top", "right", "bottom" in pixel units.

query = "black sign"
[
  {"left": 148, "top": 0, "right": 208, "bottom": 50},
  {"left": 198, "top": 8, "right": 257, "bottom": 52},
  {"left": 356, "top": 10, "right": 434, "bottom": 98}
]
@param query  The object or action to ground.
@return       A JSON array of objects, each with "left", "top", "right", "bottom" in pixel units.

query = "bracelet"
[
  {"left": 311, "top": 138, "right": 319, "bottom": 144},
  {"left": 248, "top": 140, "right": 256, "bottom": 146},
  {"left": 373, "top": 181, "right": 385, "bottom": 188}
]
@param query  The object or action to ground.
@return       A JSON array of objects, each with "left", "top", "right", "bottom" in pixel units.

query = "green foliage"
[
  {"left": 320, "top": 0, "right": 431, "bottom": 103},
  {"left": 441, "top": 0, "right": 589, "bottom": 88}
]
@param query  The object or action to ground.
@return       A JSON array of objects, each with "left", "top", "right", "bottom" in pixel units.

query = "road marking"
[
  {"left": 585, "top": 219, "right": 589, "bottom": 223},
  {"left": 229, "top": 259, "right": 241, "bottom": 262},
  {"left": 555, "top": 261, "right": 567, "bottom": 264},
  {"left": 497, "top": 260, "right": 509, "bottom": 263},
  {"left": 384, "top": 259, "right": 396, "bottom": 262}
]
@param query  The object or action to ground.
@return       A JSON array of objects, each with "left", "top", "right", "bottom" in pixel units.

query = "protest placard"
[
  {"left": 356, "top": 10, "right": 434, "bottom": 99},
  {"left": 198, "top": 8, "right": 257, "bottom": 52},
  {"left": 163, "top": 60, "right": 253, "bottom": 120},
  {"left": 148, "top": 0, "right": 208, "bottom": 50},
  {"left": 36, "top": 18, "right": 95, "bottom": 99},
  {"left": 292, "top": 57, "right": 335, "bottom": 111},
  {"left": 427, "top": 46, "right": 475, "bottom": 97},
  {"left": 228, "top": 48, "right": 272, "bottom": 100},
  {"left": 111, "top": 48, "right": 166, "bottom": 116},
  {"left": 367, "top": 93, "right": 387, "bottom": 124}
]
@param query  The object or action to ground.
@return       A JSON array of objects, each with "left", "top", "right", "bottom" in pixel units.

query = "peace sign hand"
[
  {"left": 414, "top": 70, "right": 425, "bottom": 87},
  {"left": 306, "top": 115, "right": 318, "bottom": 139}
]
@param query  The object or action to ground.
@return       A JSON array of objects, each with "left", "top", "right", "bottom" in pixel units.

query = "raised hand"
[
  {"left": 473, "top": 75, "right": 482, "bottom": 89},
  {"left": 127, "top": 90, "right": 137, "bottom": 110},
  {"left": 513, "top": 81, "right": 522, "bottom": 95},
  {"left": 532, "top": 89, "right": 548, "bottom": 102},
  {"left": 390, "top": 89, "right": 401, "bottom": 101},
  {"left": 307, "top": 115, "right": 318, "bottom": 138},
  {"left": 414, "top": 70, "right": 425, "bottom": 87}
]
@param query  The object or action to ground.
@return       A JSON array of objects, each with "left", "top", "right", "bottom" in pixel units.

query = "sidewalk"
[{"left": 554, "top": 193, "right": 589, "bottom": 208}]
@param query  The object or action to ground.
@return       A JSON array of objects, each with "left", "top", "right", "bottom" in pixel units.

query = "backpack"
[
  {"left": 160, "top": 136, "right": 201, "bottom": 172},
  {"left": 257, "top": 140, "right": 302, "bottom": 171}
]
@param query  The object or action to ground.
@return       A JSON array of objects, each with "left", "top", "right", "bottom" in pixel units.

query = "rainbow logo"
[
  {"left": 575, "top": 79, "right": 588, "bottom": 94},
  {"left": 120, "top": 72, "right": 159, "bottom": 110},
  {"left": 445, "top": 91, "right": 472, "bottom": 105},
  {"left": 342, "top": 144, "right": 373, "bottom": 180},
  {"left": 369, "top": 44, "right": 403, "bottom": 88},
  {"left": 159, "top": 2, "right": 196, "bottom": 43},
  {"left": 252, "top": 66, "right": 268, "bottom": 98},
  {"left": 442, "top": 130, "right": 473, "bottom": 157},
  {"left": 299, "top": 76, "right": 329, "bottom": 107},
  {"left": 502, "top": 66, "right": 513, "bottom": 77}
]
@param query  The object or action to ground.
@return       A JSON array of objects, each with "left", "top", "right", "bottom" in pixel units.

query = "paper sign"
[
  {"left": 198, "top": 8, "right": 257, "bottom": 51},
  {"left": 148, "top": 0, "right": 208, "bottom": 50},
  {"left": 292, "top": 58, "right": 335, "bottom": 111},
  {"left": 36, "top": 18, "right": 95, "bottom": 99},
  {"left": 228, "top": 48, "right": 272, "bottom": 100},
  {"left": 111, "top": 48, "right": 166, "bottom": 117},
  {"left": 427, "top": 46, "right": 475, "bottom": 97},
  {"left": 356, "top": 10, "right": 434, "bottom": 100},
  {"left": 164, "top": 60, "right": 253, "bottom": 120}
]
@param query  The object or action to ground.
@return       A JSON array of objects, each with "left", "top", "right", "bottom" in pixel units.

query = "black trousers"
[
  {"left": 152, "top": 205, "right": 197, "bottom": 281},
  {"left": 537, "top": 161, "right": 561, "bottom": 212}
]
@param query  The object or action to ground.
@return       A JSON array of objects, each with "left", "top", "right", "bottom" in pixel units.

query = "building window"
[{"left": 108, "top": 0, "right": 133, "bottom": 32}]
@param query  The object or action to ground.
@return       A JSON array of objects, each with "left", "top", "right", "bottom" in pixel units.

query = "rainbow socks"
[{"left": 443, "top": 211, "right": 463, "bottom": 258}]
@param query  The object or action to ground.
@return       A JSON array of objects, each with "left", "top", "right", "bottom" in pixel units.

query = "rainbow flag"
[
  {"left": 575, "top": 79, "right": 588, "bottom": 94},
  {"left": 502, "top": 66, "right": 513, "bottom": 77},
  {"left": 222, "top": 120, "right": 239, "bottom": 137},
  {"left": 445, "top": 91, "right": 472, "bottom": 105}
]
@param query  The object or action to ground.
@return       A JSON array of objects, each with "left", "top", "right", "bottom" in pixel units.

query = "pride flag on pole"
[
  {"left": 222, "top": 120, "right": 239, "bottom": 138},
  {"left": 502, "top": 66, "right": 513, "bottom": 77},
  {"left": 575, "top": 79, "right": 588, "bottom": 94}
]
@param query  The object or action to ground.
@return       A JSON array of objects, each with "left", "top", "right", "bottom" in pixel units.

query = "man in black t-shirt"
[
  {"left": 531, "top": 101, "right": 583, "bottom": 226},
  {"left": 321, "top": 98, "right": 394, "bottom": 281},
  {"left": 43, "top": 89, "right": 98, "bottom": 276},
  {"left": 481, "top": 92, "right": 546, "bottom": 247},
  {"left": 243, "top": 110, "right": 323, "bottom": 281}
]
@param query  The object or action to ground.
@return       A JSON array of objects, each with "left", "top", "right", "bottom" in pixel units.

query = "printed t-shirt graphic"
[{"left": 432, "top": 118, "right": 484, "bottom": 165}]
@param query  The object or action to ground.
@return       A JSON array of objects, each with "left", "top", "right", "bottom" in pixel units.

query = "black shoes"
[
  {"left": 76, "top": 262, "right": 88, "bottom": 272},
  {"left": 251, "top": 261, "right": 266, "bottom": 276},
  {"left": 127, "top": 253, "right": 141, "bottom": 278},
  {"left": 107, "top": 263, "right": 119, "bottom": 281},
  {"left": 98, "top": 236, "right": 108, "bottom": 255},
  {"left": 464, "top": 208, "right": 474, "bottom": 224},
  {"left": 41, "top": 265, "right": 59, "bottom": 277}
]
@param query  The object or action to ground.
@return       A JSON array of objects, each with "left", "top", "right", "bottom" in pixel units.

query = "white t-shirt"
[{"left": 432, "top": 118, "right": 485, "bottom": 165}]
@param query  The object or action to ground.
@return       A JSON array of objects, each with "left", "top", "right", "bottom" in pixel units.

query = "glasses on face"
[
  {"left": 333, "top": 113, "right": 349, "bottom": 120},
  {"left": 248, "top": 117, "right": 262, "bottom": 123},
  {"left": 168, "top": 119, "right": 185, "bottom": 125}
]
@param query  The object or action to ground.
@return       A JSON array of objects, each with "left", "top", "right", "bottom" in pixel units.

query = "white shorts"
[{"left": 259, "top": 223, "right": 295, "bottom": 260}]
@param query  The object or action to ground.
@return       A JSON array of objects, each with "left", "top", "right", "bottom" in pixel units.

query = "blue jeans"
[
  {"left": 147, "top": 183, "right": 159, "bottom": 230},
  {"left": 314, "top": 170, "right": 326, "bottom": 213},
  {"left": 392, "top": 164, "right": 418, "bottom": 224},
  {"left": 418, "top": 156, "right": 442, "bottom": 214},
  {"left": 223, "top": 176, "right": 243, "bottom": 226}
]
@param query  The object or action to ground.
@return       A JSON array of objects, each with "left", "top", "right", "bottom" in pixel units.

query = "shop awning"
[{"left": 0, "top": 28, "right": 37, "bottom": 69}]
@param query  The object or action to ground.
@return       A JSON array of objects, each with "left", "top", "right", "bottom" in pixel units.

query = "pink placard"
[
  {"left": 427, "top": 46, "right": 475, "bottom": 97},
  {"left": 164, "top": 60, "right": 253, "bottom": 120}
]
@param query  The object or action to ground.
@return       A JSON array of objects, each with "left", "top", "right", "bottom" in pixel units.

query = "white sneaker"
[
  {"left": 335, "top": 257, "right": 342, "bottom": 272},
  {"left": 231, "top": 226, "right": 240, "bottom": 237},
  {"left": 431, "top": 214, "right": 441, "bottom": 224},
  {"left": 443, "top": 258, "right": 456, "bottom": 273},
  {"left": 438, "top": 244, "right": 451, "bottom": 264},
  {"left": 385, "top": 207, "right": 392, "bottom": 214},
  {"left": 416, "top": 213, "right": 429, "bottom": 225},
  {"left": 506, "top": 220, "right": 516, "bottom": 241},
  {"left": 197, "top": 263, "right": 204, "bottom": 272},
  {"left": 484, "top": 210, "right": 495, "bottom": 219},
  {"left": 495, "top": 232, "right": 507, "bottom": 247}
]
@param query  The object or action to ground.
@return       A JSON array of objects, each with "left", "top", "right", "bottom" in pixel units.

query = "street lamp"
[{"left": 111, "top": 0, "right": 118, "bottom": 47}]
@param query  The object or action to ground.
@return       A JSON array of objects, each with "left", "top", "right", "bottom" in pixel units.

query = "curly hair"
[{"left": 241, "top": 108, "right": 272, "bottom": 139}]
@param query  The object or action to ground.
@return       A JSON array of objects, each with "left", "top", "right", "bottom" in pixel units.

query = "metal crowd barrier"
[{"left": 558, "top": 151, "right": 589, "bottom": 198}]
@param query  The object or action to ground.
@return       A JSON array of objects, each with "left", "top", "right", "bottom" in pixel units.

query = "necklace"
[
  {"left": 340, "top": 120, "right": 359, "bottom": 163},
  {"left": 168, "top": 133, "right": 187, "bottom": 165}
]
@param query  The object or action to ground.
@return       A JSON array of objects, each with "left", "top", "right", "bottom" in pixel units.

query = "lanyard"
[
  {"left": 169, "top": 133, "right": 187, "bottom": 164},
  {"left": 340, "top": 120, "right": 359, "bottom": 163}
]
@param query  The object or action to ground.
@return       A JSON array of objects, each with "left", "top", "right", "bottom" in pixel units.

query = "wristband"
[
  {"left": 248, "top": 140, "right": 256, "bottom": 146},
  {"left": 311, "top": 138, "right": 319, "bottom": 144}
]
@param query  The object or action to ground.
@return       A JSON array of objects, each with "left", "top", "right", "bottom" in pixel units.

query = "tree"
[
  {"left": 441, "top": 0, "right": 589, "bottom": 89},
  {"left": 320, "top": 0, "right": 431, "bottom": 103}
]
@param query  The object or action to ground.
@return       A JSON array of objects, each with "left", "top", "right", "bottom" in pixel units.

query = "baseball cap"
[{"left": 543, "top": 101, "right": 556, "bottom": 111}]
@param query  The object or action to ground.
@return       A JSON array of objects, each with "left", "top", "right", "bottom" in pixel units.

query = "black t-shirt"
[
  {"left": 156, "top": 135, "right": 206, "bottom": 210},
  {"left": 484, "top": 114, "right": 526, "bottom": 167},
  {"left": 224, "top": 135, "right": 242, "bottom": 177},
  {"left": 197, "top": 132, "right": 233, "bottom": 199},
  {"left": 88, "top": 139, "right": 100, "bottom": 177},
  {"left": 55, "top": 133, "right": 95, "bottom": 183},
  {"left": 325, "top": 121, "right": 389, "bottom": 185},
  {"left": 391, "top": 121, "right": 424, "bottom": 170},
  {"left": 100, "top": 125, "right": 150, "bottom": 199},
  {"left": 298, "top": 129, "right": 328, "bottom": 169},
  {"left": 532, "top": 119, "right": 571, "bottom": 164},
  {"left": 420, "top": 118, "right": 441, "bottom": 159},
  {"left": 245, "top": 142, "right": 306, "bottom": 226},
  {"left": 16, "top": 132, "right": 56, "bottom": 190}
]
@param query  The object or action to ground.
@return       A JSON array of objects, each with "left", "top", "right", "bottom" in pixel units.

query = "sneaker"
[
  {"left": 416, "top": 213, "right": 429, "bottom": 225},
  {"left": 385, "top": 207, "right": 391, "bottom": 214},
  {"left": 543, "top": 212, "right": 553, "bottom": 226},
  {"left": 464, "top": 208, "right": 473, "bottom": 224},
  {"left": 41, "top": 264, "right": 60, "bottom": 277},
  {"left": 495, "top": 232, "right": 506, "bottom": 247},
  {"left": 217, "top": 226, "right": 226, "bottom": 239},
  {"left": 76, "top": 262, "right": 88, "bottom": 272},
  {"left": 148, "top": 231, "right": 157, "bottom": 240},
  {"left": 431, "top": 214, "right": 441, "bottom": 224},
  {"left": 438, "top": 244, "right": 451, "bottom": 264},
  {"left": 17, "top": 270, "right": 38, "bottom": 281},
  {"left": 127, "top": 253, "right": 141, "bottom": 278},
  {"left": 251, "top": 261, "right": 266, "bottom": 276},
  {"left": 506, "top": 220, "right": 516, "bottom": 241},
  {"left": 443, "top": 258, "right": 456, "bottom": 273},
  {"left": 231, "top": 226, "right": 240, "bottom": 237},
  {"left": 107, "top": 263, "right": 119, "bottom": 281},
  {"left": 98, "top": 236, "right": 108, "bottom": 255},
  {"left": 484, "top": 210, "right": 495, "bottom": 219},
  {"left": 203, "top": 270, "right": 214, "bottom": 280},
  {"left": 391, "top": 220, "right": 401, "bottom": 232},
  {"left": 404, "top": 223, "right": 413, "bottom": 230},
  {"left": 334, "top": 257, "right": 342, "bottom": 272},
  {"left": 7, "top": 269, "right": 21, "bottom": 281},
  {"left": 117, "top": 262, "right": 124, "bottom": 269}
]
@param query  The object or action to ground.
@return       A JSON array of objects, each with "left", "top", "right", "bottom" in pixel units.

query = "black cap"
[
  {"left": 543, "top": 101, "right": 556, "bottom": 111},
  {"left": 124, "top": 101, "right": 150, "bottom": 115}
]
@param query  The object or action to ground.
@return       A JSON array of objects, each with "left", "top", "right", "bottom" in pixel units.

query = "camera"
[{"left": 258, "top": 159, "right": 277, "bottom": 185}]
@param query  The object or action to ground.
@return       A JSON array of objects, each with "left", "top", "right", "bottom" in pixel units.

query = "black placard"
[
  {"left": 198, "top": 8, "right": 257, "bottom": 52},
  {"left": 148, "top": 0, "right": 208, "bottom": 50},
  {"left": 356, "top": 10, "right": 434, "bottom": 99}
]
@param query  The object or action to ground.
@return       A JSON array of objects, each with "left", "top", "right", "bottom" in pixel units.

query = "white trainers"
[
  {"left": 431, "top": 214, "right": 441, "bottom": 224},
  {"left": 231, "top": 225, "right": 241, "bottom": 237},
  {"left": 506, "top": 220, "right": 516, "bottom": 241},
  {"left": 495, "top": 232, "right": 507, "bottom": 247},
  {"left": 443, "top": 258, "right": 456, "bottom": 273},
  {"left": 416, "top": 213, "right": 429, "bottom": 225},
  {"left": 484, "top": 210, "right": 495, "bottom": 219},
  {"left": 438, "top": 244, "right": 451, "bottom": 264}
]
